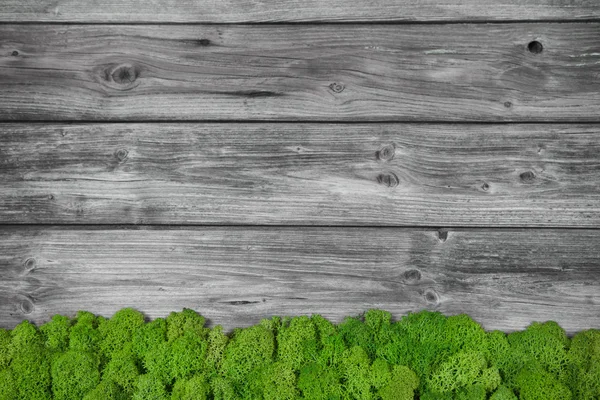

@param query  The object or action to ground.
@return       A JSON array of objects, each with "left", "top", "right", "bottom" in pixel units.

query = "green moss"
[
  {"left": 341, "top": 345, "right": 373, "bottom": 399},
  {"left": 40, "top": 315, "right": 71, "bottom": 354},
  {"left": 374, "top": 361, "right": 419, "bottom": 400},
  {"left": 276, "top": 316, "right": 318, "bottom": 370},
  {"left": 100, "top": 343, "right": 141, "bottom": 394},
  {"left": 486, "top": 330, "right": 524, "bottom": 389},
  {"left": 508, "top": 321, "right": 570, "bottom": 381},
  {"left": 490, "top": 385, "right": 518, "bottom": 400},
  {"left": 10, "top": 321, "right": 52, "bottom": 399},
  {"left": 166, "top": 309, "right": 208, "bottom": 342},
  {"left": 172, "top": 374, "right": 210, "bottom": 400},
  {"left": 50, "top": 351, "right": 100, "bottom": 400},
  {"left": 0, "top": 329, "right": 11, "bottom": 370},
  {"left": 170, "top": 330, "right": 208, "bottom": 380},
  {"left": 394, "top": 311, "right": 450, "bottom": 383},
  {"left": 427, "top": 350, "right": 499, "bottom": 395},
  {"left": 456, "top": 384, "right": 487, "bottom": 400},
  {"left": 2, "top": 309, "right": 599, "bottom": 400},
  {"left": 516, "top": 366, "right": 572, "bottom": 400},
  {"left": 142, "top": 341, "right": 172, "bottom": 384},
  {"left": 0, "top": 368, "right": 18, "bottom": 400},
  {"left": 220, "top": 324, "right": 275, "bottom": 383},
  {"left": 566, "top": 329, "right": 600, "bottom": 400},
  {"left": 132, "top": 318, "right": 166, "bottom": 360},
  {"left": 249, "top": 362, "right": 298, "bottom": 400},
  {"left": 132, "top": 374, "right": 168, "bottom": 400},
  {"left": 69, "top": 311, "right": 101, "bottom": 353},
  {"left": 210, "top": 376, "right": 235, "bottom": 400},
  {"left": 338, "top": 316, "right": 377, "bottom": 359},
  {"left": 203, "top": 325, "right": 228, "bottom": 375},
  {"left": 99, "top": 309, "right": 145, "bottom": 359},
  {"left": 82, "top": 380, "right": 128, "bottom": 400},
  {"left": 297, "top": 362, "right": 343, "bottom": 399}
]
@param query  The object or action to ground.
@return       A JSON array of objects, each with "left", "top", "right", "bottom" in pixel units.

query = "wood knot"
[
  {"left": 423, "top": 288, "right": 440, "bottom": 305},
  {"left": 101, "top": 63, "right": 141, "bottom": 91},
  {"left": 19, "top": 298, "right": 34, "bottom": 315},
  {"left": 403, "top": 269, "right": 422, "bottom": 283},
  {"left": 519, "top": 171, "right": 536, "bottom": 183},
  {"left": 114, "top": 148, "right": 129, "bottom": 162},
  {"left": 198, "top": 38, "right": 211, "bottom": 46},
  {"left": 329, "top": 82, "right": 345, "bottom": 93},
  {"left": 376, "top": 144, "right": 395, "bottom": 162},
  {"left": 481, "top": 182, "right": 490, "bottom": 191},
  {"left": 503, "top": 101, "right": 512, "bottom": 108},
  {"left": 24, "top": 257, "right": 37, "bottom": 272},
  {"left": 377, "top": 172, "right": 399, "bottom": 187},
  {"left": 11, "top": 50, "right": 19, "bottom": 57},
  {"left": 528, "top": 40, "right": 543, "bottom": 54},
  {"left": 438, "top": 230, "right": 448, "bottom": 242}
]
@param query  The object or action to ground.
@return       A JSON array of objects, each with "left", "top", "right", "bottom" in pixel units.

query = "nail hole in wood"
[
  {"left": 481, "top": 182, "right": 490, "bottom": 191},
  {"left": 528, "top": 41, "right": 543, "bottom": 54}
]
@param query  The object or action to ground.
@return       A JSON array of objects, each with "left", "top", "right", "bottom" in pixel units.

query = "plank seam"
[
  {"left": 1, "top": 224, "right": 599, "bottom": 230},
  {"left": 2, "top": 19, "right": 600, "bottom": 25},
  {"left": 3, "top": 121, "right": 600, "bottom": 126}
]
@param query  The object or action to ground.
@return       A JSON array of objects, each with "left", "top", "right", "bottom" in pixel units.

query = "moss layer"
[{"left": 0, "top": 309, "right": 598, "bottom": 400}]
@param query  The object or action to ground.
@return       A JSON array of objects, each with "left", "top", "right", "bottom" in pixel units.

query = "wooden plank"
[
  {"left": 1, "top": 226, "right": 599, "bottom": 333},
  {"left": 1, "top": 123, "right": 599, "bottom": 227},
  {"left": 1, "top": 0, "right": 599, "bottom": 23},
  {"left": 1, "top": 24, "right": 599, "bottom": 122}
]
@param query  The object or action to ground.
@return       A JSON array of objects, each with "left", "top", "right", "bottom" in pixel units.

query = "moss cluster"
[{"left": 0, "top": 308, "right": 598, "bottom": 399}]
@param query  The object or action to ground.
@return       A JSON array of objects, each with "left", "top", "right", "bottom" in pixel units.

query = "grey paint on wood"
[
  {"left": 1, "top": 226, "right": 599, "bottom": 333},
  {"left": 1, "top": 24, "right": 599, "bottom": 121},
  {"left": 0, "top": 0, "right": 599, "bottom": 22},
  {"left": 1, "top": 123, "right": 599, "bottom": 226}
]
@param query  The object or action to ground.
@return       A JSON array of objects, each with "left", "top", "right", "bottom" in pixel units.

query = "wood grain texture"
[
  {"left": 1, "top": 226, "right": 599, "bottom": 333},
  {"left": 1, "top": 0, "right": 599, "bottom": 22},
  {"left": 1, "top": 123, "right": 599, "bottom": 226},
  {"left": 1, "top": 24, "right": 600, "bottom": 121}
]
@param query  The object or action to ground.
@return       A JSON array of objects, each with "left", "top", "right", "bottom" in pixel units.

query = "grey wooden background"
[{"left": 1, "top": 0, "right": 599, "bottom": 334}]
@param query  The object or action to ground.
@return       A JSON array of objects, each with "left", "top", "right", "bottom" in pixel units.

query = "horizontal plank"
[
  {"left": 1, "top": 123, "right": 599, "bottom": 226},
  {"left": 1, "top": 226, "right": 599, "bottom": 333},
  {"left": 1, "top": 24, "right": 599, "bottom": 121},
  {"left": 1, "top": 0, "right": 599, "bottom": 22}
]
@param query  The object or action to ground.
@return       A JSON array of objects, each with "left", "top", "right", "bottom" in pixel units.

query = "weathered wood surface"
[
  {"left": 1, "top": 24, "right": 600, "bottom": 122},
  {"left": 1, "top": 0, "right": 599, "bottom": 23},
  {"left": 1, "top": 123, "right": 599, "bottom": 226},
  {"left": 1, "top": 226, "right": 599, "bottom": 333}
]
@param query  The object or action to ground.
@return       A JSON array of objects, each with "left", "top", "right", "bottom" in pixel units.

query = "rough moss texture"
[{"left": 0, "top": 308, "right": 598, "bottom": 399}]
